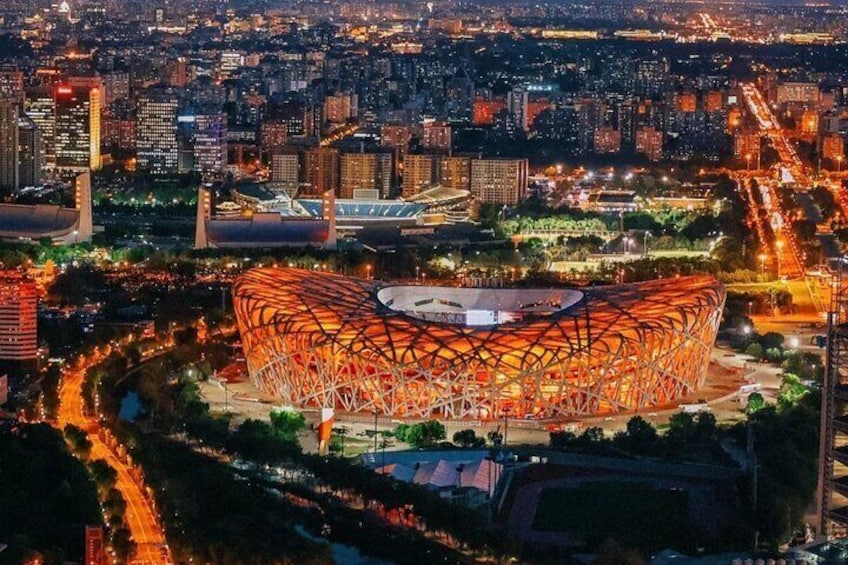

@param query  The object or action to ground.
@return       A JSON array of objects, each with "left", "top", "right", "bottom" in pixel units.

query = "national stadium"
[{"left": 232, "top": 268, "right": 725, "bottom": 420}]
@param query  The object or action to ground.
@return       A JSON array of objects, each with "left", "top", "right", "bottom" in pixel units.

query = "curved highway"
[{"left": 57, "top": 358, "right": 170, "bottom": 565}]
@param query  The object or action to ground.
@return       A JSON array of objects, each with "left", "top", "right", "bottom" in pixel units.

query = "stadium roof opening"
[{"left": 376, "top": 286, "right": 584, "bottom": 326}]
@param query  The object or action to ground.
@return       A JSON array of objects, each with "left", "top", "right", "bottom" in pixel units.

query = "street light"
[
  {"left": 838, "top": 155, "right": 843, "bottom": 173},
  {"left": 372, "top": 410, "right": 379, "bottom": 454},
  {"left": 776, "top": 240, "right": 784, "bottom": 279},
  {"left": 758, "top": 253, "right": 767, "bottom": 279}
]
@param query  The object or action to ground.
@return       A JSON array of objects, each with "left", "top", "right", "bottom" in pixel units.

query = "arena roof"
[
  {"left": 204, "top": 214, "right": 329, "bottom": 248},
  {"left": 404, "top": 185, "right": 471, "bottom": 204},
  {"left": 233, "top": 269, "right": 726, "bottom": 419},
  {"left": 0, "top": 204, "right": 80, "bottom": 239}
]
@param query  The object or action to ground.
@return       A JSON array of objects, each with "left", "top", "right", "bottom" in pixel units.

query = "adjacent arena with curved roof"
[{"left": 233, "top": 268, "right": 725, "bottom": 420}]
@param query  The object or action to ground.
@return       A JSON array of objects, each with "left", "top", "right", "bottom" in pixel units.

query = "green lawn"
[{"left": 532, "top": 481, "right": 695, "bottom": 550}]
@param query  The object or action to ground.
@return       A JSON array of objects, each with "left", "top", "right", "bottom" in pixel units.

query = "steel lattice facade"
[{"left": 233, "top": 268, "right": 725, "bottom": 420}]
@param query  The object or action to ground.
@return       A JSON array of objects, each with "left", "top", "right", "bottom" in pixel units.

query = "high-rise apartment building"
[
  {"left": 136, "top": 88, "right": 178, "bottom": 174},
  {"left": 439, "top": 156, "right": 472, "bottom": 191},
  {"left": 381, "top": 124, "right": 412, "bottom": 154},
  {"left": 271, "top": 152, "right": 300, "bottom": 194},
  {"left": 402, "top": 154, "right": 437, "bottom": 198},
  {"left": 17, "top": 116, "right": 42, "bottom": 188},
  {"left": 340, "top": 152, "right": 392, "bottom": 199},
  {"left": 0, "top": 72, "right": 24, "bottom": 106},
  {"left": 55, "top": 84, "right": 101, "bottom": 172},
  {"left": 261, "top": 122, "right": 288, "bottom": 155},
  {"left": 470, "top": 158, "right": 528, "bottom": 205},
  {"left": 0, "top": 100, "right": 18, "bottom": 190},
  {"left": 635, "top": 127, "right": 663, "bottom": 162},
  {"left": 593, "top": 127, "right": 622, "bottom": 154},
  {"left": 25, "top": 88, "right": 55, "bottom": 171},
  {"left": 0, "top": 272, "right": 37, "bottom": 362},
  {"left": 507, "top": 86, "right": 529, "bottom": 131},
  {"left": 324, "top": 92, "right": 357, "bottom": 125},
  {"left": 193, "top": 112, "right": 227, "bottom": 173},
  {"left": 422, "top": 122, "right": 452, "bottom": 153},
  {"left": 102, "top": 72, "right": 130, "bottom": 105},
  {"left": 304, "top": 147, "right": 340, "bottom": 197}
]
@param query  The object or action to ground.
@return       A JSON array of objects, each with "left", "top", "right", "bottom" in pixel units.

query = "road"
[
  {"left": 739, "top": 83, "right": 827, "bottom": 285},
  {"left": 57, "top": 360, "right": 170, "bottom": 565}
]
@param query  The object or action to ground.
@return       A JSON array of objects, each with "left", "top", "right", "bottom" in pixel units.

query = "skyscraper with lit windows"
[
  {"left": 0, "top": 272, "right": 37, "bottom": 362},
  {"left": 54, "top": 84, "right": 101, "bottom": 172},
  {"left": 136, "top": 88, "right": 179, "bottom": 174},
  {"left": 193, "top": 112, "right": 227, "bottom": 174},
  {"left": 0, "top": 100, "right": 18, "bottom": 190}
]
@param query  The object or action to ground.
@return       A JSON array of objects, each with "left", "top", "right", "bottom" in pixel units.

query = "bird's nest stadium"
[{"left": 232, "top": 268, "right": 725, "bottom": 420}]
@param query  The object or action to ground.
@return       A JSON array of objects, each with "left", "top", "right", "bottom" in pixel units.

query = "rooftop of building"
[{"left": 204, "top": 213, "right": 329, "bottom": 247}]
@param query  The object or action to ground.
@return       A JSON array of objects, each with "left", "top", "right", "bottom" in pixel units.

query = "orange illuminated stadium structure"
[{"left": 233, "top": 268, "right": 725, "bottom": 420}]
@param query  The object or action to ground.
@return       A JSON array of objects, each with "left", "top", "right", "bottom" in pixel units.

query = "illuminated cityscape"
[{"left": 3, "top": 0, "right": 848, "bottom": 564}]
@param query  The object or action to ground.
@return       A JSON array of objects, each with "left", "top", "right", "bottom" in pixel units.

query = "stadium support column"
[
  {"left": 195, "top": 186, "right": 212, "bottom": 249},
  {"left": 322, "top": 189, "right": 337, "bottom": 249},
  {"left": 818, "top": 262, "right": 848, "bottom": 537},
  {"left": 74, "top": 172, "right": 93, "bottom": 242},
  {"left": 318, "top": 408, "right": 334, "bottom": 455}
]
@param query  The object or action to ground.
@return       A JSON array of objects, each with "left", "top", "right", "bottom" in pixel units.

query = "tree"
[
  {"left": 760, "top": 332, "right": 785, "bottom": 350},
  {"left": 549, "top": 430, "right": 577, "bottom": 450},
  {"left": 89, "top": 459, "right": 117, "bottom": 492},
  {"left": 746, "top": 392, "right": 766, "bottom": 414},
  {"left": 745, "top": 342, "right": 764, "bottom": 360},
  {"left": 765, "top": 347, "right": 784, "bottom": 364},
  {"left": 227, "top": 419, "right": 276, "bottom": 463},
  {"left": 270, "top": 409, "right": 306, "bottom": 442},
  {"left": 782, "top": 351, "right": 823, "bottom": 382},
  {"left": 453, "top": 429, "right": 486, "bottom": 448},
  {"left": 614, "top": 417, "right": 658, "bottom": 454},
  {"left": 393, "top": 423, "right": 411, "bottom": 443},
  {"left": 693, "top": 411, "right": 718, "bottom": 442},
  {"left": 111, "top": 527, "right": 136, "bottom": 563},
  {"left": 404, "top": 421, "right": 446, "bottom": 448},
  {"left": 486, "top": 428, "right": 504, "bottom": 447},
  {"left": 778, "top": 373, "right": 808, "bottom": 406},
  {"left": 63, "top": 424, "right": 92, "bottom": 459},
  {"left": 666, "top": 412, "right": 695, "bottom": 445},
  {"left": 103, "top": 488, "right": 127, "bottom": 521}
]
